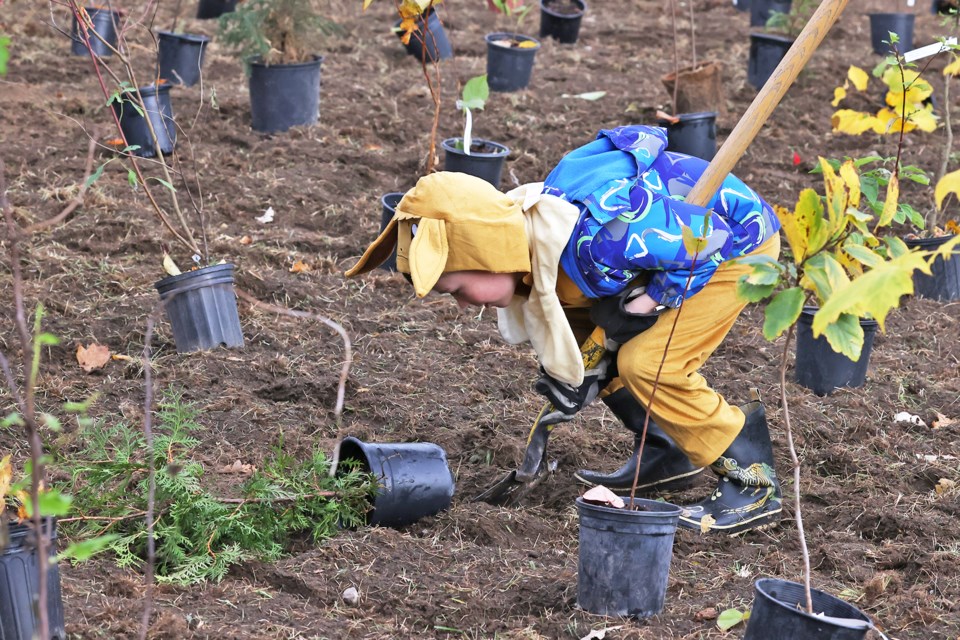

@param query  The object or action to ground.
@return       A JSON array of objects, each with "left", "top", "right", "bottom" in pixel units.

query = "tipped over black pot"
[
  {"left": 331, "top": 437, "right": 455, "bottom": 527},
  {"left": 743, "top": 578, "right": 874, "bottom": 639}
]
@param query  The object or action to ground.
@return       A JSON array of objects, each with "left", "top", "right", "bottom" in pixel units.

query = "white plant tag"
[{"left": 903, "top": 37, "right": 957, "bottom": 63}]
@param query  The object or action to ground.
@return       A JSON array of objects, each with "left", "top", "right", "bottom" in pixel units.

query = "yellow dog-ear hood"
[{"left": 345, "top": 172, "right": 531, "bottom": 297}]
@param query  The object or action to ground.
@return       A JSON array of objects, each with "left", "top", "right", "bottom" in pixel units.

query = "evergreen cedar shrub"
[{"left": 218, "top": 0, "right": 340, "bottom": 66}]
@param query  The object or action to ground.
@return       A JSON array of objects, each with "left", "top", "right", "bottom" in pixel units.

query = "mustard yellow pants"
[{"left": 566, "top": 235, "right": 781, "bottom": 468}]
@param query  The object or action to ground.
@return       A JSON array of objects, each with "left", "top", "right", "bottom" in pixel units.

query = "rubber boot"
[
  {"left": 677, "top": 399, "right": 782, "bottom": 535},
  {"left": 574, "top": 388, "right": 703, "bottom": 492}
]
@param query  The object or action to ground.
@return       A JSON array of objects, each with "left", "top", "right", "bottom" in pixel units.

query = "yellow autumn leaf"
[
  {"left": 848, "top": 66, "right": 870, "bottom": 91},
  {"left": 398, "top": 0, "right": 435, "bottom": 18},
  {"left": 839, "top": 160, "right": 861, "bottom": 209},
  {"left": 831, "top": 85, "right": 847, "bottom": 107},
  {"left": 820, "top": 157, "right": 848, "bottom": 221},
  {"left": 944, "top": 55, "right": 960, "bottom": 77},
  {"left": 0, "top": 455, "right": 11, "bottom": 505},
  {"left": 935, "top": 478, "right": 956, "bottom": 495},
  {"left": 517, "top": 41, "right": 539, "bottom": 49},
  {"left": 776, "top": 202, "right": 809, "bottom": 263},
  {"left": 362, "top": 0, "right": 375, "bottom": 10},
  {"left": 934, "top": 168, "right": 960, "bottom": 210},
  {"left": 907, "top": 105, "right": 938, "bottom": 133},
  {"left": 873, "top": 108, "right": 915, "bottom": 135},
  {"left": 878, "top": 174, "right": 899, "bottom": 227},
  {"left": 832, "top": 109, "right": 877, "bottom": 135}
]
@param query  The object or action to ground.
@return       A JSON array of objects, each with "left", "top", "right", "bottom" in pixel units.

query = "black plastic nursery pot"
[
  {"left": 750, "top": 0, "right": 791, "bottom": 27},
  {"left": 248, "top": 56, "right": 323, "bottom": 134},
  {"left": 396, "top": 10, "right": 453, "bottom": 62},
  {"left": 379, "top": 192, "right": 404, "bottom": 272},
  {"left": 196, "top": 0, "right": 237, "bottom": 19},
  {"left": 485, "top": 33, "right": 541, "bottom": 92},
  {"left": 157, "top": 31, "right": 210, "bottom": 87},
  {"left": 743, "top": 578, "right": 873, "bottom": 640},
  {"left": 904, "top": 234, "right": 960, "bottom": 302},
  {"left": 441, "top": 137, "right": 511, "bottom": 188},
  {"left": 658, "top": 111, "right": 717, "bottom": 161},
  {"left": 331, "top": 437, "right": 455, "bottom": 528},
  {"left": 576, "top": 497, "right": 681, "bottom": 618},
  {"left": 734, "top": 0, "right": 751, "bottom": 12},
  {"left": 70, "top": 7, "right": 120, "bottom": 57},
  {"left": 111, "top": 83, "right": 176, "bottom": 158},
  {"left": 748, "top": 32, "right": 793, "bottom": 90},
  {"left": 868, "top": 13, "right": 915, "bottom": 55},
  {"left": 0, "top": 520, "right": 66, "bottom": 640},
  {"left": 154, "top": 263, "right": 244, "bottom": 354},
  {"left": 795, "top": 307, "right": 878, "bottom": 397},
  {"left": 539, "top": 0, "right": 586, "bottom": 45}
]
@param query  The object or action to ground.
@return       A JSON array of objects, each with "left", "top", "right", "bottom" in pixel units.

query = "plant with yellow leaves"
[
  {"left": 831, "top": 41, "right": 960, "bottom": 236},
  {"left": 831, "top": 63, "right": 936, "bottom": 136},
  {"left": 738, "top": 158, "right": 957, "bottom": 359}
]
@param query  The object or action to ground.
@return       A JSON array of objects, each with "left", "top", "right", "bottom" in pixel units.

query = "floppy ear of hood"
[{"left": 345, "top": 172, "right": 531, "bottom": 297}]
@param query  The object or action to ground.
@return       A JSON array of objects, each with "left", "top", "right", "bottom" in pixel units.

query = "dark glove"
[
  {"left": 534, "top": 352, "right": 615, "bottom": 426},
  {"left": 589, "top": 287, "right": 664, "bottom": 346}
]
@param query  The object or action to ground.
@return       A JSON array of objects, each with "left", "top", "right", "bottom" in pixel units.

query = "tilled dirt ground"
[{"left": 1, "top": 0, "right": 959, "bottom": 638}]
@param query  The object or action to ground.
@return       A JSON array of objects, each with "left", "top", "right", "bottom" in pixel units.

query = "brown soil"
[{"left": 2, "top": 1, "right": 959, "bottom": 639}]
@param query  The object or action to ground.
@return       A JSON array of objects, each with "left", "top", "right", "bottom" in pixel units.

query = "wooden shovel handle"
[{"left": 685, "top": 0, "right": 851, "bottom": 207}]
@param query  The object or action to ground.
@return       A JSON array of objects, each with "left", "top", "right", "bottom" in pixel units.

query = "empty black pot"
[
  {"left": 70, "top": 7, "right": 120, "bottom": 57},
  {"left": 750, "top": 0, "right": 791, "bottom": 26},
  {"left": 743, "top": 578, "right": 873, "bottom": 640},
  {"left": 0, "top": 520, "right": 66, "bottom": 640},
  {"left": 795, "top": 307, "right": 878, "bottom": 396},
  {"left": 658, "top": 111, "right": 717, "bottom": 160},
  {"left": 331, "top": 437, "right": 455, "bottom": 527},
  {"left": 868, "top": 13, "right": 915, "bottom": 55},
  {"left": 442, "top": 137, "right": 510, "bottom": 188},
  {"left": 248, "top": 56, "right": 323, "bottom": 133},
  {"left": 196, "top": 0, "right": 237, "bottom": 19},
  {"left": 904, "top": 234, "right": 960, "bottom": 301},
  {"left": 485, "top": 33, "right": 540, "bottom": 92},
  {"left": 748, "top": 32, "right": 793, "bottom": 89},
  {"left": 154, "top": 263, "right": 244, "bottom": 353},
  {"left": 577, "top": 497, "right": 681, "bottom": 618},
  {"left": 539, "top": 0, "right": 586, "bottom": 44},
  {"left": 396, "top": 10, "right": 453, "bottom": 62},
  {"left": 379, "top": 192, "right": 404, "bottom": 272},
  {"left": 157, "top": 31, "right": 210, "bottom": 87},
  {"left": 111, "top": 83, "right": 176, "bottom": 158}
]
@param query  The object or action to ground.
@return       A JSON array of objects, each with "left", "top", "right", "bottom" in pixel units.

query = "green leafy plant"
[
  {"left": 456, "top": 74, "right": 489, "bottom": 154},
  {"left": 491, "top": 0, "right": 532, "bottom": 25},
  {"left": 64, "top": 391, "right": 376, "bottom": 584},
  {"left": 218, "top": 0, "right": 340, "bottom": 66},
  {"left": 0, "top": 35, "right": 10, "bottom": 76}
]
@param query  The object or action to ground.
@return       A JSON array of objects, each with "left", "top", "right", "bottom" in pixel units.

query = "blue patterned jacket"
[{"left": 542, "top": 125, "right": 780, "bottom": 307}]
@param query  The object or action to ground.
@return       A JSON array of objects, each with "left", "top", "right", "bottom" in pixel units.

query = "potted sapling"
[
  {"left": 441, "top": 74, "right": 510, "bottom": 188},
  {"left": 538, "top": 0, "right": 586, "bottom": 45},
  {"left": 156, "top": 0, "right": 211, "bottom": 87},
  {"left": 219, "top": 0, "right": 340, "bottom": 133},
  {"left": 486, "top": 3, "right": 541, "bottom": 92},
  {"left": 735, "top": 156, "right": 957, "bottom": 635},
  {"left": 748, "top": 0, "right": 816, "bottom": 90},
  {"left": 658, "top": 0, "right": 724, "bottom": 160},
  {"left": 65, "top": 0, "right": 244, "bottom": 352}
]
